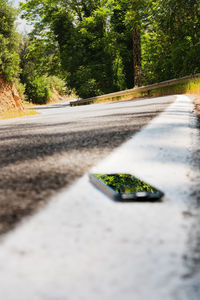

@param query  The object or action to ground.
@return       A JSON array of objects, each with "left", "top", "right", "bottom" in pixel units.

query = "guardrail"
[{"left": 70, "top": 73, "right": 200, "bottom": 106}]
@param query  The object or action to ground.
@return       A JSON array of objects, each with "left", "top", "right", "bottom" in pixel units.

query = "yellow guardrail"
[{"left": 70, "top": 73, "right": 200, "bottom": 106}]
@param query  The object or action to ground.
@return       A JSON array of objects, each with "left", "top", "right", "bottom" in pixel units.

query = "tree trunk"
[{"left": 132, "top": 27, "right": 142, "bottom": 87}]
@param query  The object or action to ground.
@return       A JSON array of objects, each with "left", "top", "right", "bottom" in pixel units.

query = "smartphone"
[{"left": 89, "top": 173, "right": 164, "bottom": 202}]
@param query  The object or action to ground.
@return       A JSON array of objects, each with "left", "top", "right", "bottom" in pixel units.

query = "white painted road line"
[
  {"left": 93, "top": 95, "right": 197, "bottom": 204},
  {"left": 0, "top": 95, "right": 198, "bottom": 300}
]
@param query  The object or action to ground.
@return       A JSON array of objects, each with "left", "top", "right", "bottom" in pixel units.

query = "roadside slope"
[{"left": 0, "top": 77, "right": 24, "bottom": 114}]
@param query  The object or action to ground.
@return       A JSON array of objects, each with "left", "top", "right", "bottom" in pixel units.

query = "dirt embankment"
[{"left": 0, "top": 77, "right": 24, "bottom": 113}]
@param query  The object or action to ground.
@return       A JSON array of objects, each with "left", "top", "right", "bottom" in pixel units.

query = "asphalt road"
[
  {"left": 0, "top": 95, "right": 200, "bottom": 300},
  {"left": 0, "top": 96, "right": 175, "bottom": 234}
]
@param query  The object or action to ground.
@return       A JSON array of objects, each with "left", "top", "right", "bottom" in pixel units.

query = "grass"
[
  {"left": 72, "top": 91, "right": 147, "bottom": 106},
  {"left": 94, "top": 92, "right": 147, "bottom": 103},
  {"left": 23, "top": 100, "right": 38, "bottom": 108},
  {"left": 149, "top": 78, "right": 200, "bottom": 97},
  {"left": 0, "top": 109, "right": 38, "bottom": 120},
  {"left": 74, "top": 77, "right": 200, "bottom": 106},
  {"left": 186, "top": 78, "right": 200, "bottom": 94},
  {"left": 150, "top": 78, "right": 200, "bottom": 116}
]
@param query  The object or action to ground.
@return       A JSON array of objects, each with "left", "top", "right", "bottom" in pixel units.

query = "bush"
[
  {"left": 72, "top": 66, "right": 102, "bottom": 99},
  {"left": 78, "top": 78, "right": 102, "bottom": 99},
  {"left": 25, "top": 75, "right": 69, "bottom": 104},
  {"left": 14, "top": 79, "right": 26, "bottom": 101},
  {"left": 26, "top": 76, "right": 51, "bottom": 104},
  {"left": 46, "top": 76, "right": 67, "bottom": 96}
]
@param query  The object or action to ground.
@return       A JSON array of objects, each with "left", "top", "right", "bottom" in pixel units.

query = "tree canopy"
[
  {"left": 0, "top": 0, "right": 20, "bottom": 81},
  {"left": 142, "top": 0, "right": 200, "bottom": 84},
  {"left": 0, "top": 0, "right": 199, "bottom": 100},
  {"left": 19, "top": 0, "right": 200, "bottom": 98}
]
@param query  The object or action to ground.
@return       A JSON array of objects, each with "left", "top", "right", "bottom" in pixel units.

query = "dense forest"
[{"left": 0, "top": 0, "right": 200, "bottom": 103}]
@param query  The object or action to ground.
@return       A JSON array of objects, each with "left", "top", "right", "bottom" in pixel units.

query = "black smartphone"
[{"left": 89, "top": 173, "right": 164, "bottom": 202}]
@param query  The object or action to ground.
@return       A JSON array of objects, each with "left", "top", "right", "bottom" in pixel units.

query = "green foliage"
[
  {"left": 19, "top": 34, "right": 63, "bottom": 83},
  {"left": 20, "top": 0, "right": 134, "bottom": 98},
  {"left": 24, "top": 75, "right": 67, "bottom": 104},
  {"left": 111, "top": 0, "right": 134, "bottom": 89},
  {"left": 19, "top": 33, "right": 68, "bottom": 103},
  {"left": 0, "top": 0, "right": 20, "bottom": 81},
  {"left": 20, "top": 0, "right": 200, "bottom": 98},
  {"left": 14, "top": 79, "right": 26, "bottom": 101},
  {"left": 142, "top": 0, "right": 200, "bottom": 84},
  {"left": 46, "top": 76, "right": 67, "bottom": 96},
  {"left": 25, "top": 76, "right": 51, "bottom": 104},
  {"left": 50, "top": 2, "right": 118, "bottom": 98}
]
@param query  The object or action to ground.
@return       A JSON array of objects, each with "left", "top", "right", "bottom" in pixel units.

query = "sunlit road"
[
  {"left": 0, "top": 95, "right": 200, "bottom": 300},
  {"left": 0, "top": 96, "right": 174, "bottom": 234}
]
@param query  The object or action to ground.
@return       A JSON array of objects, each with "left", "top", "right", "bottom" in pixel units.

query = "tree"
[
  {"left": 19, "top": 32, "right": 63, "bottom": 83},
  {"left": 21, "top": 0, "right": 145, "bottom": 97},
  {"left": 142, "top": 0, "right": 200, "bottom": 84},
  {"left": 0, "top": 0, "right": 20, "bottom": 81},
  {"left": 20, "top": 0, "right": 117, "bottom": 98},
  {"left": 20, "top": 0, "right": 200, "bottom": 97},
  {"left": 111, "top": 0, "right": 151, "bottom": 87},
  {"left": 111, "top": 0, "right": 134, "bottom": 89},
  {"left": 19, "top": 33, "right": 68, "bottom": 104},
  {"left": 51, "top": 2, "right": 116, "bottom": 97}
]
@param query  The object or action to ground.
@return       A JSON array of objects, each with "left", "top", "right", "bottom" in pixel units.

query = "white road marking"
[{"left": 0, "top": 95, "right": 198, "bottom": 300}]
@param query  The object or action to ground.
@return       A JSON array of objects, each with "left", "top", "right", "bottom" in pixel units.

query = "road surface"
[
  {"left": 0, "top": 95, "right": 199, "bottom": 300},
  {"left": 0, "top": 96, "right": 174, "bottom": 234}
]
